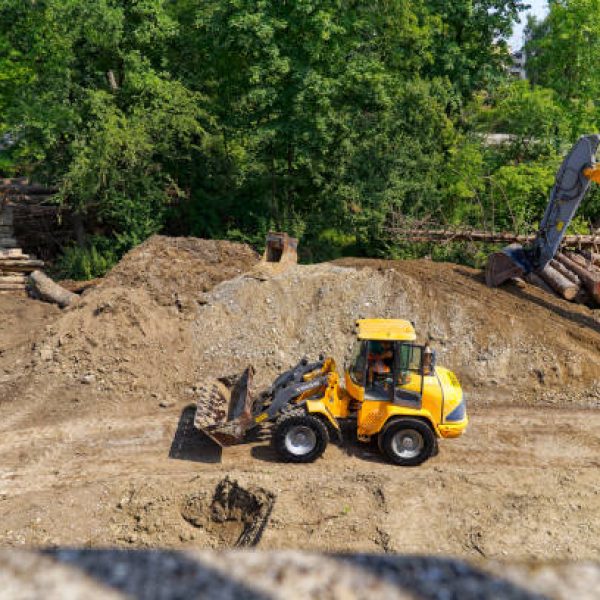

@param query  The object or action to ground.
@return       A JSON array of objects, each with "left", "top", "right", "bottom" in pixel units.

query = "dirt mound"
[
  {"left": 15, "top": 251, "right": 600, "bottom": 421},
  {"left": 104, "top": 235, "right": 259, "bottom": 306},
  {"left": 15, "top": 237, "right": 260, "bottom": 412},
  {"left": 190, "top": 260, "right": 600, "bottom": 407}
]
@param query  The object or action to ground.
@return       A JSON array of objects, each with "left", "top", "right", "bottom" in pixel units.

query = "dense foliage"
[{"left": 1, "top": 0, "right": 599, "bottom": 277}]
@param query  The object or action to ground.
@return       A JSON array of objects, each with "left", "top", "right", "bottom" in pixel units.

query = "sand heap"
[
  {"left": 104, "top": 235, "right": 259, "bottom": 306},
  {"left": 20, "top": 236, "right": 259, "bottom": 409}
]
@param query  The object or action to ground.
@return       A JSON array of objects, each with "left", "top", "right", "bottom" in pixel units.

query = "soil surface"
[{"left": 0, "top": 237, "right": 599, "bottom": 560}]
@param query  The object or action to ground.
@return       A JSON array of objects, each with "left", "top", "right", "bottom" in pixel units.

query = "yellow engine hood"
[{"left": 435, "top": 366, "right": 466, "bottom": 422}]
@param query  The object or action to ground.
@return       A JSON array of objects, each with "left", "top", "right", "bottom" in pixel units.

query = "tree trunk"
[
  {"left": 106, "top": 70, "right": 119, "bottom": 91},
  {"left": 525, "top": 272, "right": 555, "bottom": 295},
  {"left": 29, "top": 270, "right": 78, "bottom": 308},
  {"left": 72, "top": 212, "right": 87, "bottom": 246},
  {"left": 538, "top": 264, "right": 580, "bottom": 300},
  {"left": 565, "top": 251, "right": 600, "bottom": 274},
  {"left": 550, "top": 258, "right": 581, "bottom": 285},
  {"left": 556, "top": 253, "right": 600, "bottom": 304}
]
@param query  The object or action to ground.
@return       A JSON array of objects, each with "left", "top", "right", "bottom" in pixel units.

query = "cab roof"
[{"left": 356, "top": 319, "right": 416, "bottom": 342}]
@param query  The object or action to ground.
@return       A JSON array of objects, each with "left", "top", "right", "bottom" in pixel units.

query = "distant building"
[{"left": 509, "top": 48, "right": 527, "bottom": 79}]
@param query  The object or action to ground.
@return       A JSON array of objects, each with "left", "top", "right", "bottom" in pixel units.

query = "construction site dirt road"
[{"left": 0, "top": 236, "right": 598, "bottom": 559}]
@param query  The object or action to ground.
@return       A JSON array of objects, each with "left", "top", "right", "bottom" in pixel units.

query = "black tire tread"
[
  {"left": 273, "top": 410, "right": 329, "bottom": 463},
  {"left": 378, "top": 417, "right": 436, "bottom": 467}
]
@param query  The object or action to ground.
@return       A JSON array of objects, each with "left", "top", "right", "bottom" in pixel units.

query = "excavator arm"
[{"left": 486, "top": 134, "right": 600, "bottom": 287}]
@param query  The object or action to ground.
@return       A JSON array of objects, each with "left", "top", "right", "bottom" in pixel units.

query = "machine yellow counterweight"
[{"left": 194, "top": 318, "right": 468, "bottom": 466}]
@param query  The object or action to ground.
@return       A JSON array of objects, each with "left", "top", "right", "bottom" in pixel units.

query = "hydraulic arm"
[{"left": 486, "top": 134, "right": 600, "bottom": 286}]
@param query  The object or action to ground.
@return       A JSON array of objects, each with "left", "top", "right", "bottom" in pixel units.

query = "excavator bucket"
[
  {"left": 264, "top": 231, "right": 298, "bottom": 265},
  {"left": 485, "top": 244, "right": 527, "bottom": 287},
  {"left": 194, "top": 367, "right": 256, "bottom": 447}
]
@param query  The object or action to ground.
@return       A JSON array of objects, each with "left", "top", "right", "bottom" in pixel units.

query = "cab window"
[
  {"left": 395, "top": 344, "right": 423, "bottom": 383},
  {"left": 393, "top": 343, "right": 423, "bottom": 407},
  {"left": 365, "top": 340, "right": 395, "bottom": 401},
  {"left": 348, "top": 340, "right": 367, "bottom": 386}
]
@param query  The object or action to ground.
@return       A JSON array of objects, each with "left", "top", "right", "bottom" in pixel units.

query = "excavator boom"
[{"left": 486, "top": 134, "right": 600, "bottom": 287}]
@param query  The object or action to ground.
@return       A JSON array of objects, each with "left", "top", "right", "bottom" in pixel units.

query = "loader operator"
[{"left": 368, "top": 341, "right": 393, "bottom": 387}]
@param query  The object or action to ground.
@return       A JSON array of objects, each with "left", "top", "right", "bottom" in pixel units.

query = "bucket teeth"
[
  {"left": 194, "top": 367, "right": 255, "bottom": 446},
  {"left": 194, "top": 380, "right": 230, "bottom": 430}
]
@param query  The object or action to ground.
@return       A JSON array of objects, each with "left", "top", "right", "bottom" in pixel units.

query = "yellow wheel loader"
[{"left": 194, "top": 319, "right": 467, "bottom": 466}]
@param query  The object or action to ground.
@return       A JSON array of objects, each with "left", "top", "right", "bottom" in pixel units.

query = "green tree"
[
  {"left": 526, "top": 0, "right": 600, "bottom": 135},
  {"left": 2, "top": 0, "right": 550, "bottom": 274},
  {"left": 424, "top": 0, "right": 528, "bottom": 100},
  {"left": 0, "top": 0, "right": 212, "bottom": 254},
  {"left": 173, "top": 0, "right": 458, "bottom": 254}
]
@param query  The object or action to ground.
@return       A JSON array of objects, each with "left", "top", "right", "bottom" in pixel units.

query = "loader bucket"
[
  {"left": 249, "top": 232, "right": 299, "bottom": 280},
  {"left": 263, "top": 232, "right": 298, "bottom": 266},
  {"left": 485, "top": 244, "right": 530, "bottom": 287},
  {"left": 194, "top": 367, "right": 255, "bottom": 447}
]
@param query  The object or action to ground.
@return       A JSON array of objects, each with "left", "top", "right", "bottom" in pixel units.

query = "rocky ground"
[{"left": 0, "top": 235, "right": 599, "bottom": 566}]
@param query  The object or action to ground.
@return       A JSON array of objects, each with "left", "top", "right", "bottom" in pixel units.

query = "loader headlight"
[{"left": 445, "top": 395, "right": 467, "bottom": 422}]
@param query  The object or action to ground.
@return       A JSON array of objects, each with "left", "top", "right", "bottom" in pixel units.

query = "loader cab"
[
  {"left": 347, "top": 339, "right": 426, "bottom": 405},
  {"left": 345, "top": 319, "right": 432, "bottom": 408}
]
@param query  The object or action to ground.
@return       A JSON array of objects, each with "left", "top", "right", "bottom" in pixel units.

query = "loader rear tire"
[
  {"left": 273, "top": 412, "right": 329, "bottom": 463},
  {"left": 379, "top": 418, "right": 435, "bottom": 467}
]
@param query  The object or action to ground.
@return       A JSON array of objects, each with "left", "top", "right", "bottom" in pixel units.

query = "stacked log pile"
[
  {"left": 527, "top": 251, "right": 600, "bottom": 307},
  {"left": 0, "top": 178, "right": 67, "bottom": 260},
  {"left": 387, "top": 226, "right": 600, "bottom": 248},
  {"left": 0, "top": 203, "right": 44, "bottom": 295}
]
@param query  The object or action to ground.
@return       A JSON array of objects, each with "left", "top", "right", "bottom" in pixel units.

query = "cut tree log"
[
  {"left": 0, "top": 275, "right": 28, "bottom": 284},
  {"left": 581, "top": 250, "right": 600, "bottom": 267},
  {"left": 525, "top": 273, "right": 555, "bottom": 295},
  {"left": 556, "top": 253, "right": 600, "bottom": 304},
  {"left": 0, "top": 282, "right": 27, "bottom": 291},
  {"left": 387, "top": 227, "right": 600, "bottom": 247},
  {"left": 538, "top": 264, "right": 580, "bottom": 300},
  {"left": 550, "top": 259, "right": 581, "bottom": 285},
  {"left": 565, "top": 251, "right": 600, "bottom": 274},
  {"left": 0, "top": 178, "right": 58, "bottom": 195},
  {"left": 0, "top": 248, "right": 27, "bottom": 259},
  {"left": 0, "top": 209, "right": 14, "bottom": 226},
  {"left": 0, "top": 236, "right": 18, "bottom": 247},
  {"left": 2, "top": 194, "right": 56, "bottom": 205},
  {"left": 29, "top": 270, "right": 78, "bottom": 308},
  {"left": 0, "top": 259, "right": 45, "bottom": 271}
]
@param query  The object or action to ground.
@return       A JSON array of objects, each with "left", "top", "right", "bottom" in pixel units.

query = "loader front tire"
[
  {"left": 273, "top": 412, "right": 329, "bottom": 463},
  {"left": 379, "top": 418, "right": 435, "bottom": 467}
]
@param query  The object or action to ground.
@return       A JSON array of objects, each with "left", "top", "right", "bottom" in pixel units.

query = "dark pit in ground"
[{"left": 181, "top": 477, "right": 275, "bottom": 548}]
